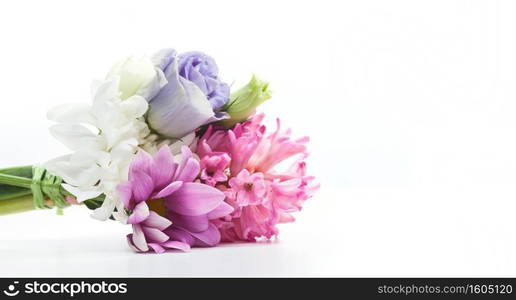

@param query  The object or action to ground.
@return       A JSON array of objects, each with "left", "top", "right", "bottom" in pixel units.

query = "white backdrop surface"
[{"left": 0, "top": 0, "right": 516, "bottom": 277}]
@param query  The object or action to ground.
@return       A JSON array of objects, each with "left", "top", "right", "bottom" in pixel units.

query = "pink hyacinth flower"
[
  {"left": 199, "top": 151, "right": 230, "bottom": 187},
  {"left": 117, "top": 145, "right": 233, "bottom": 253},
  {"left": 228, "top": 169, "right": 267, "bottom": 206},
  {"left": 198, "top": 113, "right": 318, "bottom": 242}
]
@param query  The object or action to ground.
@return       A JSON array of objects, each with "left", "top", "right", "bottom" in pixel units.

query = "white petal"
[
  {"left": 44, "top": 154, "right": 72, "bottom": 171},
  {"left": 112, "top": 201, "right": 128, "bottom": 224},
  {"left": 49, "top": 124, "right": 101, "bottom": 151},
  {"left": 91, "top": 197, "right": 116, "bottom": 221},
  {"left": 70, "top": 150, "right": 110, "bottom": 164},
  {"left": 51, "top": 161, "right": 101, "bottom": 187},
  {"left": 137, "top": 68, "right": 167, "bottom": 100},
  {"left": 151, "top": 48, "right": 176, "bottom": 70},
  {"left": 90, "top": 79, "right": 104, "bottom": 98},
  {"left": 92, "top": 76, "right": 120, "bottom": 104},
  {"left": 107, "top": 56, "right": 156, "bottom": 100},
  {"left": 168, "top": 135, "right": 195, "bottom": 156},
  {"left": 62, "top": 184, "right": 103, "bottom": 202},
  {"left": 120, "top": 95, "right": 148, "bottom": 118},
  {"left": 109, "top": 138, "right": 138, "bottom": 161},
  {"left": 48, "top": 151, "right": 106, "bottom": 186}
]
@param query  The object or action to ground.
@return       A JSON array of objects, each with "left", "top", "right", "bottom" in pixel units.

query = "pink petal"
[
  {"left": 207, "top": 202, "right": 234, "bottom": 219},
  {"left": 230, "top": 141, "right": 258, "bottom": 175},
  {"left": 153, "top": 181, "right": 183, "bottom": 199},
  {"left": 174, "top": 158, "right": 200, "bottom": 182},
  {"left": 190, "top": 223, "right": 221, "bottom": 247},
  {"left": 167, "top": 182, "right": 225, "bottom": 216},
  {"left": 212, "top": 171, "right": 228, "bottom": 182},
  {"left": 165, "top": 228, "right": 195, "bottom": 245},
  {"left": 175, "top": 146, "right": 193, "bottom": 174},
  {"left": 162, "top": 240, "right": 191, "bottom": 252},
  {"left": 141, "top": 226, "right": 169, "bottom": 243},
  {"left": 148, "top": 243, "right": 166, "bottom": 254},
  {"left": 129, "top": 150, "right": 153, "bottom": 178},
  {"left": 228, "top": 177, "right": 240, "bottom": 190},
  {"left": 117, "top": 181, "right": 133, "bottom": 209},
  {"left": 279, "top": 212, "right": 295, "bottom": 223},
  {"left": 142, "top": 211, "right": 172, "bottom": 230},
  {"left": 275, "top": 178, "right": 303, "bottom": 194},
  {"left": 131, "top": 224, "right": 149, "bottom": 252},
  {"left": 126, "top": 234, "right": 141, "bottom": 252},
  {"left": 150, "top": 146, "right": 177, "bottom": 188},
  {"left": 127, "top": 202, "right": 150, "bottom": 224},
  {"left": 253, "top": 179, "right": 268, "bottom": 197},
  {"left": 237, "top": 169, "right": 251, "bottom": 180},
  {"left": 169, "top": 212, "right": 209, "bottom": 232},
  {"left": 249, "top": 205, "right": 270, "bottom": 223},
  {"left": 130, "top": 170, "right": 154, "bottom": 203},
  {"left": 174, "top": 146, "right": 200, "bottom": 182},
  {"left": 236, "top": 190, "right": 254, "bottom": 205}
]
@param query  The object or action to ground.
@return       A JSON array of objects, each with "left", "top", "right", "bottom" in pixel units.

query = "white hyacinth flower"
[{"left": 45, "top": 76, "right": 149, "bottom": 222}]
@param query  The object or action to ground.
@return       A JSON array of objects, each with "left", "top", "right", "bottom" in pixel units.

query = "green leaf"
[{"left": 84, "top": 197, "right": 104, "bottom": 210}]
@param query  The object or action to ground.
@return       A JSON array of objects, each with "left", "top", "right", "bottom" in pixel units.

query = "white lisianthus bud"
[{"left": 108, "top": 56, "right": 157, "bottom": 100}]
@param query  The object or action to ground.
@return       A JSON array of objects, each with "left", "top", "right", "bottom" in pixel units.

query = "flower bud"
[
  {"left": 220, "top": 75, "right": 271, "bottom": 128},
  {"left": 108, "top": 56, "right": 156, "bottom": 100}
]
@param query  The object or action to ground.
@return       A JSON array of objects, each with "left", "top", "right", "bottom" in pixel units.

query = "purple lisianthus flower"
[
  {"left": 117, "top": 145, "right": 233, "bottom": 253},
  {"left": 178, "top": 52, "right": 230, "bottom": 111},
  {"left": 146, "top": 49, "right": 229, "bottom": 139}
]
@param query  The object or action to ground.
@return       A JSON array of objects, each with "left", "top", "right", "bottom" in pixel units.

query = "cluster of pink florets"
[{"left": 196, "top": 113, "right": 319, "bottom": 242}]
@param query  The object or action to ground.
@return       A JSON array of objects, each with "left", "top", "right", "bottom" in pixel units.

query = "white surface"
[
  {"left": 1, "top": 186, "right": 516, "bottom": 277},
  {"left": 1, "top": 0, "right": 516, "bottom": 277}
]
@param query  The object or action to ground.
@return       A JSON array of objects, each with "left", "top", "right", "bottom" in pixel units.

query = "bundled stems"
[
  {"left": 0, "top": 166, "right": 67, "bottom": 215},
  {"left": 0, "top": 165, "right": 105, "bottom": 215}
]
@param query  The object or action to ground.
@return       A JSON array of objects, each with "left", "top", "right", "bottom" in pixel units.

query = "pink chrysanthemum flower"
[
  {"left": 117, "top": 145, "right": 233, "bottom": 253},
  {"left": 197, "top": 113, "right": 318, "bottom": 242}
]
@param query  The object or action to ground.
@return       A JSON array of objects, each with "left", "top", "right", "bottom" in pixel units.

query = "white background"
[{"left": 0, "top": 0, "right": 515, "bottom": 277}]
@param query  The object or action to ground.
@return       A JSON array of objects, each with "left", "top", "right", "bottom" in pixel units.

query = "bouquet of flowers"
[{"left": 0, "top": 49, "right": 319, "bottom": 253}]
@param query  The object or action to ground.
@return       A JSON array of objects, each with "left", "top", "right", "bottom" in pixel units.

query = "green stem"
[
  {"left": 0, "top": 189, "right": 32, "bottom": 201},
  {"left": 0, "top": 173, "right": 32, "bottom": 188},
  {"left": 0, "top": 165, "right": 32, "bottom": 173},
  {"left": 0, "top": 194, "right": 35, "bottom": 215}
]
